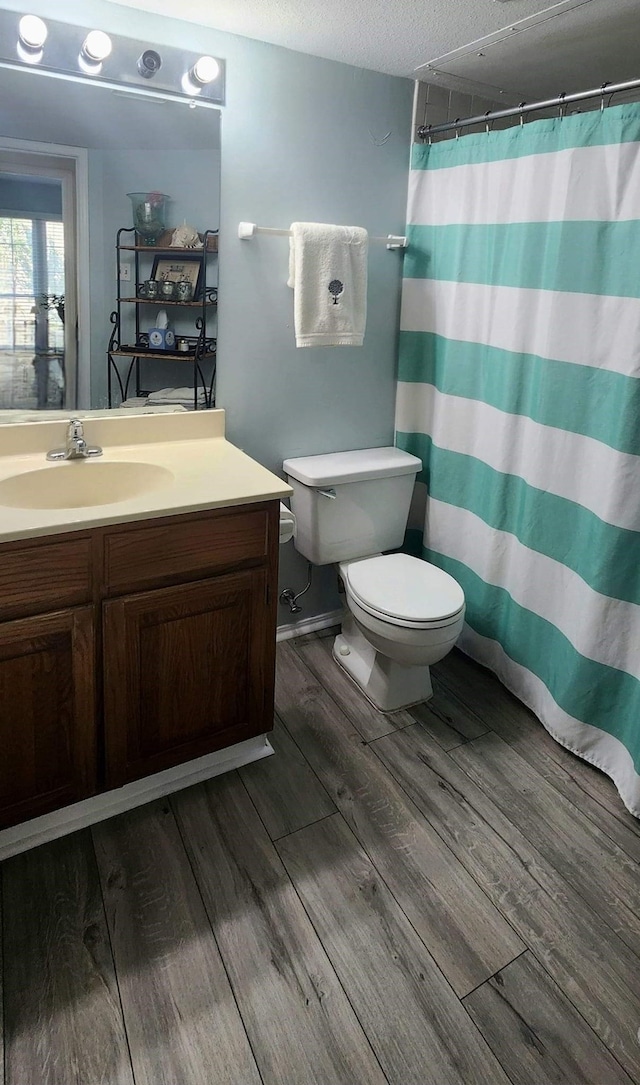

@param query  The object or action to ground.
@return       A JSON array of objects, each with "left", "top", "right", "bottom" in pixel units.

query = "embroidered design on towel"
[{"left": 328, "top": 279, "right": 344, "bottom": 305}]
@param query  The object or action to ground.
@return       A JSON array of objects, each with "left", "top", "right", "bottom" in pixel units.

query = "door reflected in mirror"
[
  {"left": 0, "top": 64, "right": 221, "bottom": 416},
  {"left": 0, "top": 159, "right": 72, "bottom": 411}
]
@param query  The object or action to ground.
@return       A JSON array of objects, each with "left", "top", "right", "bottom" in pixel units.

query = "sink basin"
[{"left": 0, "top": 461, "right": 174, "bottom": 510}]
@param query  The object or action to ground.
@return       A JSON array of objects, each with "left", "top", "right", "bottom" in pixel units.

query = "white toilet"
[{"left": 283, "top": 446, "right": 465, "bottom": 711}]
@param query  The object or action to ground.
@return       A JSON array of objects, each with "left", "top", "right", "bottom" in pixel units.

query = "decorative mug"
[
  {"left": 160, "top": 279, "right": 176, "bottom": 299},
  {"left": 144, "top": 279, "right": 159, "bottom": 299},
  {"left": 175, "top": 279, "right": 193, "bottom": 302}
]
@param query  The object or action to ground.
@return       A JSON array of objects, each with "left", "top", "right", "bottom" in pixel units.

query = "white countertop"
[{"left": 0, "top": 409, "right": 292, "bottom": 544}]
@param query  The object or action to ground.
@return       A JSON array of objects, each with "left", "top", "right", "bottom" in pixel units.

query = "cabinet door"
[
  {"left": 103, "top": 569, "right": 274, "bottom": 787},
  {"left": 0, "top": 607, "right": 96, "bottom": 830}
]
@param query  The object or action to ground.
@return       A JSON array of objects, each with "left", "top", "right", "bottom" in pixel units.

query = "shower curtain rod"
[{"left": 417, "top": 76, "right": 640, "bottom": 140}]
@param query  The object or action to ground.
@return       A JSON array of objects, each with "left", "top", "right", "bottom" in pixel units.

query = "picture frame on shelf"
[{"left": 150, "top": 253, "right": 202, "bottom": 299}]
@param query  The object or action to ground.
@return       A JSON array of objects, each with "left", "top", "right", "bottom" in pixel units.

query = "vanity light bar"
[{"left": 0, "top": 9, "right": 225, "bottom": 105}]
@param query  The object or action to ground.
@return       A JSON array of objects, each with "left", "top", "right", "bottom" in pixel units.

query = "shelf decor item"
[
  {"left": 151, "top": 252, "right": 202, "bottom": 298},
  {"left": 175, "top": 280, "right": 193, "bottom": 302},
  {"left": 127, "top": 191, "right": 170, "bottom": 246},
  {"left": 170, "top": 223, "right": 202, "bottom": 248},
  {"left": 148, "top": 326, "right": 176, "bottom": 350}
]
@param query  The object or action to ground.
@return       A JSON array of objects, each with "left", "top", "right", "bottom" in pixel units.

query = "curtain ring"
[
  {"left": 425, "top": 123, "right": 432, "bottom": 145},
  {"left": 484, "top": 110, "right": 493, "bottom": 135},
  {"left": 454, "top": 117, "right": 461, "bottom": 140},
  {"left": 558, "top": 91, "right": 566, "bottom": 120},
  {"left": 519, "top": 101, "right": 526, "bottom": 127},
  {"left": 600, "top": 81, "right": 611, "bottom": 112}
]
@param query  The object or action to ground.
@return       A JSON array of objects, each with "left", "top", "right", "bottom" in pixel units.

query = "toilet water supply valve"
[{"left": 279, "top": 563, "right": 313, "bottom": 614}]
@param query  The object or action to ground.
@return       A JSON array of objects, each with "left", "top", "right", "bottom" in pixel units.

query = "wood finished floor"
[{"left": 2, "top": 631, "right": 640, "bottom": 1085}]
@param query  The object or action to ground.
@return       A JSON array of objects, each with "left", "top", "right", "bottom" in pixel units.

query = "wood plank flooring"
[
  {"left": 3, "top": 832, "right": 133, "bottom": 1085},
  {"left": 172, "top": 773, "right": 387, "bottom": 1085},
  {"left": 1, "top": 633, "right": 639, "bottom": 1084},
  {"left": 92, "top": 802, "right": 262, "bottom": 1085}
]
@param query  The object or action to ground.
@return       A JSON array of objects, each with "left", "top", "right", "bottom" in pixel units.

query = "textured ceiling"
[{"left": 106, "top": 0, "right": 640, "bottom": 100}]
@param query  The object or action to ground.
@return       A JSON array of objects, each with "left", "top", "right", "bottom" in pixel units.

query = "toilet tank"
[{"left": 283, "top": 447, "right": 422, "bottom": 565}]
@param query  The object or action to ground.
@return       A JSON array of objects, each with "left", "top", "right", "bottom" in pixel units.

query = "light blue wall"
[{"left": 2, "top": 0, "right": 413, "bottom": 621}]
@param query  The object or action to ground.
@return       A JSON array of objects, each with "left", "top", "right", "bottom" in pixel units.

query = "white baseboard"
[
  {"left": 0, "top": 734, "right": 273, "bottom": 862},
  {"left": 277, "top": 608, "right": 343, "bottom": 642}
]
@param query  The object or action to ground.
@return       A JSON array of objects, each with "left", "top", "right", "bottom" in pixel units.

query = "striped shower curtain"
[{"left": 396, "top": 105, "right": 640, "bottom": 817}]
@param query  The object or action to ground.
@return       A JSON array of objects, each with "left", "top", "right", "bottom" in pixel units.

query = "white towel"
[
  {"left": 287, "top": 222, "right": 368, "bottom": 348},
  {"left": 147, "top": 387, "right": 206, "bottom": 405},
  {"left": 120, "top": 400, "right": 187, "bottom": 413}
]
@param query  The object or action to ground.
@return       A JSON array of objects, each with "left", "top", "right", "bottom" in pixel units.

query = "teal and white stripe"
[
  {"left": 408, "top": 142, "right": 640, "bottom": 226},
  {"left": 401, "top": 281, "right": 640, "bottom": 380},
  {"left": 397, "top": 384, "right": 640, "bottom": 531},
  {"left": 397, "top": 105, "right": 640, "bottom": 816}
]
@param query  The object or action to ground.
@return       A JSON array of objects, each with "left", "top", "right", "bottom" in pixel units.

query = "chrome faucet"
[{"left": 46, "top": 419, "right": 103, "bottom": 461}]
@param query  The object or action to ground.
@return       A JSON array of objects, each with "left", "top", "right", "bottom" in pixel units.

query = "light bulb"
[
  {"left": 192, "top": 55, "right": 219, "bottom": 85},
  {"left": 18, "top": 14, "right": 47, "bottom": 49},
  {"left": 137, "top": 49, "right": 162, "bottom": 78},
  {"left": 82, "top": 30, "right": 112, "bottom": 62}
]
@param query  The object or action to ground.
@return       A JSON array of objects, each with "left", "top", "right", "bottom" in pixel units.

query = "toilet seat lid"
[{"left": 342, "top": 553, "right": 465, "bottom": 624}]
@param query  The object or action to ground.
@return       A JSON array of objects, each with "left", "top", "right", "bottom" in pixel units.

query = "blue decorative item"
[{"left": 148, "top": 327, "right": 176, "bottom": 351}]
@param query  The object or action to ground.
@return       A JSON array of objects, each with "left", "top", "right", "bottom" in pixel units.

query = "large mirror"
[{"left": 0, "top": 63, "right": 221, "bottom": 416}]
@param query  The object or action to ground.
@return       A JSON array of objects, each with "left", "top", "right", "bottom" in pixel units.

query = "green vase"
[{"left": 127, "top": 192, "right": 170, "bottom": 245}]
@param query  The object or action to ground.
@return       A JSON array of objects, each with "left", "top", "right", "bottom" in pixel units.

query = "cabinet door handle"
[{"left": 317, "top": 488, "right": 337, "bottom": 499}]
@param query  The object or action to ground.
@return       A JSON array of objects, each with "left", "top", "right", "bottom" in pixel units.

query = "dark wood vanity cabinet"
[
  {"left": 0, "top": 606, "right": 96, "bottom": 829},
  {"left": 0, "top": 501, "right": 279, "bottom": 830},
  {"left": 103, "top": 566, "right": 273, "bottom": 786}
]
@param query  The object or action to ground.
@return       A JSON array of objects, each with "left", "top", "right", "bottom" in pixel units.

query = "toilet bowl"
[
  {"left": 335, "top": 552, "right": 465, "bottom": 710},
  {"left": 282, "top": 446, "right": 466, "bottom": 713}
]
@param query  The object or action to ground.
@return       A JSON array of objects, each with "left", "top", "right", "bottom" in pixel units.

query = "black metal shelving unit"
[{"left": 107, "top": 226, "right": 218, "bottom": 410}]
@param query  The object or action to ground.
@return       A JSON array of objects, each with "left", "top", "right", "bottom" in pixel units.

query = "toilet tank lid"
[{"left": 283, "top": 447, "right": 422, "bottom": 486}]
